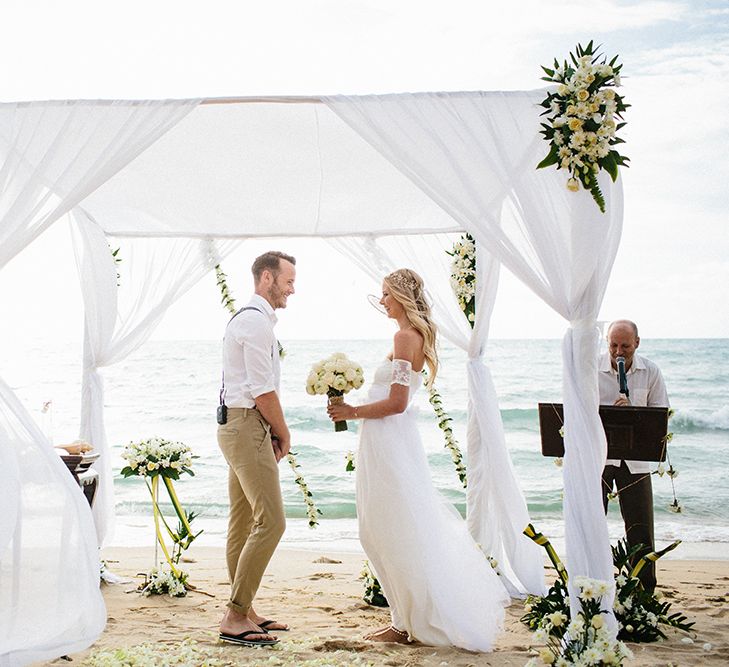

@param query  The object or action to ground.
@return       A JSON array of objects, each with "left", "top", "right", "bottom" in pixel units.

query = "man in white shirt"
[
  {"left": 217, "top": 251, "right": 296, "bottom": 647},
  {"left": 599, "top": 319, "right": 669, "bottom": 592}
]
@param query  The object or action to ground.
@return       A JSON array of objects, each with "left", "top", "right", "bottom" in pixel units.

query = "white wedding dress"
[{"left": 356, "top": 358, "right": 509, "bottom": 652}]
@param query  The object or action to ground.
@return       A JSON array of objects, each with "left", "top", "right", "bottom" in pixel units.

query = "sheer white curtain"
[
  {"left": 71, "top": 211, "right": 241, "bottom": 544},
  {"left": 326, "top": 92, "right": 623, "bottom": 612},
  {"left": 0, "top": 380, "right": 105, "bottom": 666},
  {"left": 331, "top": 234, "right": 545, "bottom": 596},
  {"left": 0, "top": 98, "right": 199, "bottom": 664}
]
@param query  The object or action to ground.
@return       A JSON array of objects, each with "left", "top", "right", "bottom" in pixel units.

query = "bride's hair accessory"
[{"left": 386, "top": 270, "right": 418, "bottom": 292}]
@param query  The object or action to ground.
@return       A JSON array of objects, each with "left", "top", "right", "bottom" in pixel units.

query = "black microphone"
[{"left": 616, "top": 356, "right": 629, "bottom": 398}]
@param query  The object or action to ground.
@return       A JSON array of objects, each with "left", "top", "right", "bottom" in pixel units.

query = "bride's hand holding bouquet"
[{"left": 306, "top": 352, "right": 364, "bottom": 431}]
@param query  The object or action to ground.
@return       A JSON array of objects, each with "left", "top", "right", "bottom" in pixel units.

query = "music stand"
[{"left": 538, "top": 403, "right": 669, "bottom": 461}]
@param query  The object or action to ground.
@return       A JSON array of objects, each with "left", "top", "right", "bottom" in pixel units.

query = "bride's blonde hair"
[{"left": 384, "top": 268, "right": 439, "bottom": 387}]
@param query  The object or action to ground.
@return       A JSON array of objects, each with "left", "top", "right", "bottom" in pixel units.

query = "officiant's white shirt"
[
  {"left": 222, "top": 294, "right": 280, "bottom": 408},
  {"left": 598, "top": 352, "right": 670, "bottom": 473}
]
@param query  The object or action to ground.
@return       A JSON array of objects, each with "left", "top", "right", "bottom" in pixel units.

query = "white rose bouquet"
[
  {"left": 120, "top": 436, "right": 195, "bottom": 480},
  {"left": 306, "top": 352, "right": 364, "bottom": 431},
  {"left": 120, "top": 437, "right": 200, "bottom": 597},
  {"left": 537, "top": 40, "right": 629, "bottom": 213}
]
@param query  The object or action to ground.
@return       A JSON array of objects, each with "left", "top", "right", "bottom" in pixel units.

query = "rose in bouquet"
[{"left": 306, "top": 352, "right": 364, "bottom": 431}]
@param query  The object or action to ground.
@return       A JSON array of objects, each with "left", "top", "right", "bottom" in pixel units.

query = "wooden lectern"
[{"left": 538, "top": 403, "right": 669, "bottom": 461}]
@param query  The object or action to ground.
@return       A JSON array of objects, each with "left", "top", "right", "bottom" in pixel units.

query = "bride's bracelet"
[{"left": 353, "top": 407, "right": 359, "bottom": 419}]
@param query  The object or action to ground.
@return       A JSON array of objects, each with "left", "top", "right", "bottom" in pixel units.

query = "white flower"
[
  {"left": 549, "top": 611, "right": 567, "bottom": 627},
  {"left": 533, "top": 627, "right": 548, "bottom": 643},
  {"left": 566, "top": 178, "right": 580, "bottom": 192},
  {"left": 313, "top": 380, "right": 328, "bottom": 395},
  {"left": 539, "top": 647, "right": 554, "bottom": 664}
]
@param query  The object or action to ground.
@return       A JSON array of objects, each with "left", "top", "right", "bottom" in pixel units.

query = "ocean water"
[{"left": 4, "top": 338, "right": 728, "bottom": 558}]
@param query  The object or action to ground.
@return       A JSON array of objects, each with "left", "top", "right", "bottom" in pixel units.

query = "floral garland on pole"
[
  {"left": 121, "top": 437, "right": 201, "bottom": 596},
  {"left": 658, "top": 409, "right": 682, "bottom": 513},
  {"left": 424, "top": 372, "right": 467, "bottom": 488},
  {"left": 214, "top": 263, "right": 237, "bottom": 315},
  {"left": 537, "top": 40, "right": 629, "bottom": 213},
  {"left": 447, "top": 233, "right": 476, "bottom": 326},
  {"left": 287, "top": 451, "right": 322, "bottom": 527},
  {"left": 214, "top": 260, "right": 320, "bottom": 527}
]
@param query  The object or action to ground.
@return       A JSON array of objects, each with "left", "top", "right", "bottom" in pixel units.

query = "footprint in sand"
[
  {"left": 312, "top": 639, "right": 371, "bottom": 653},
  {"left": 313, "top": 556, "right": 342, "bottom": 564},
  {"left": 309, "top": 572, "right": 336, "bottom": 580}
]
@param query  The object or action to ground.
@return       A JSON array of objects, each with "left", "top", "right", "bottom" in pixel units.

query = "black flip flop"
[
  {"left": 259, "top": 619, "right": 290, "bottom": 632},
  {"left": 219, "top": 630, "right": 280, "bottom": 647}
]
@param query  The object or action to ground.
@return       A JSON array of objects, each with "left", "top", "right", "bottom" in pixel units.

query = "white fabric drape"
[
  {"left": 331, "top": 234, "right": 545, "bottom": 596},
  {"left": 0, "top": 98, "right": 199, "bottom": 664},
  {"left": 325, "top": 92, "right": 623, "bottom": 611},
  {"left": 0, "top": 99, "right": 199, "bottom": 269},
  {"left": 0, "top": 378, "right": 105, "bottom": 666},
  {"left": 71, "top": 211, "right": 241, "bottom": 544}
]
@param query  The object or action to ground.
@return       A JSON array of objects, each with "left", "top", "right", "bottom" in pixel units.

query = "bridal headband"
[{"left": 386, "top": 271, "right": 418, "bottom": 292}]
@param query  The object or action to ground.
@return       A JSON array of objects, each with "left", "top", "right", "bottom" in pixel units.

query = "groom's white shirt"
[{"left": 222, "top": 294, "right": 280, "bottom": 408}]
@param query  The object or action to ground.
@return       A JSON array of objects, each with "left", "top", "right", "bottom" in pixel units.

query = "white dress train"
[{"left": 356, "top": 358, "right": 509, "bottom": 652}]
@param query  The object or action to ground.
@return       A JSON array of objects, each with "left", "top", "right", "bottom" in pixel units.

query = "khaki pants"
[{"left": 217, "top": 407, "right": 286, "bottom": 614}]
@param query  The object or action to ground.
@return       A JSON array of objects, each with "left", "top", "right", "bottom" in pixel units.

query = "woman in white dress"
[{"left": 328, "top": 269, "right": 509, "bottom": 652}]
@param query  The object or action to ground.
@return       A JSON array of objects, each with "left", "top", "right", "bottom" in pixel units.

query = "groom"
[{"left": 217, "top": 251, "right": 296, "bottom": 647}]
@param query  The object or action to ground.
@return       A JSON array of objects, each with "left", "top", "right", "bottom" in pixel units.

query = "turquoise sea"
[{"left": 5, "top": 338, "right": 728, "bottom": 558}]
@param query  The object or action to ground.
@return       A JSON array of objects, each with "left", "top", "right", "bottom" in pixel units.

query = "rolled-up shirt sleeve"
[{"left": 236, "top": 316, "right": 276, "bottom": 398}]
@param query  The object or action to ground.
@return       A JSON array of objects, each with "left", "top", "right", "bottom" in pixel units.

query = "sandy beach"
[{"left": 40, "top": 546, "right": 729, "bottom": 666}]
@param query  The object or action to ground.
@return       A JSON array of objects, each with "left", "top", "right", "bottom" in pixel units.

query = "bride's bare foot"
[{"left": 364, "top": 625, "right": 412, "bottom": 644}]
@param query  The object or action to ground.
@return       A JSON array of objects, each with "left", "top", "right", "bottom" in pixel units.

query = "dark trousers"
[{"left": 602, "top": 461, "right": 656, "bottom": 592}]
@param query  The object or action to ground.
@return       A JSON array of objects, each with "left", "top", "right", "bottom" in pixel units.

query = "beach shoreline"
[{"left": 42, "top": 545, "right": 729, "bottom": 666}]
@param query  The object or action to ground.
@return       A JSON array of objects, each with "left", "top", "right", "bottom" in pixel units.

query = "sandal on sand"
[
  {"left": 259, "top": 619, "right": 290, "bottom": 632},
  {"left": 219, "top": 630, "right": 280, "bottom": 647}
]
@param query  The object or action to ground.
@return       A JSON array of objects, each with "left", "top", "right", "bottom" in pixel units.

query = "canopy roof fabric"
[{"left": 79, "top": 97, "right": 462, "bottom": 238}]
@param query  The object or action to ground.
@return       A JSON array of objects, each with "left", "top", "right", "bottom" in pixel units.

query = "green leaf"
[
  {"left": 602, "top": 152, "right": 618, "bottom": 181},
  {"left": 541, "top": 65, "right": 555, "bottom": 77},
  {"left": 536, "top": 144, "right": 560, "bottom": 170}
]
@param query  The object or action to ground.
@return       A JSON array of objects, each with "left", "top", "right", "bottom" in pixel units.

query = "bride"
[{"left": 327, "top": 268, "right": 508, "bottom": 652}]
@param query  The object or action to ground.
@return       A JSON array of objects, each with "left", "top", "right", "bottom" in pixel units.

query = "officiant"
[{"left": 599, "top": 319, "right": 669, "bottom": 592}]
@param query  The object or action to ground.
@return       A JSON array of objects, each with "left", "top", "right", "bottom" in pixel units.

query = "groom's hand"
[{"left": 271, "top": 435, "right": 290, "bottom": 462}]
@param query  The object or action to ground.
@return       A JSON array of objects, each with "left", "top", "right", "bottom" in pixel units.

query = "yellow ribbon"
[
  {"left": 523, "top": 523, "right": 568, "bottom": 584},
  {"left": 630, "top": 540, "right": 681, "bottom": 579}
]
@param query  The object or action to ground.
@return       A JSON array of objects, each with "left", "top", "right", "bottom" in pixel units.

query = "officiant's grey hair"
[{"left": 252, "top": 251, "right": 297, "bottom": 282}]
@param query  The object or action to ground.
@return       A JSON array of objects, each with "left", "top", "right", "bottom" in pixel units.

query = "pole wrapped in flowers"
[
  {"left": 537, "top": 40, "right": 629, "bottom": 213},
  {"left": 306, "top": 353, "right": 364, "bottom": 431},
  {"left": 121, "top": 437, "right": 201, "bottom": 596}
]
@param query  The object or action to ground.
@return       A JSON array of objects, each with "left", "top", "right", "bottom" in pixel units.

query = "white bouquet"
[
  {"left": 121, "top": 436, "right": 195, "bottom": 480},
  {"left": 306, "top": 352, "right": 364, "bottom": 431},
  {"left": 537, "top": 40, "right": 629, "bottom": 213}
]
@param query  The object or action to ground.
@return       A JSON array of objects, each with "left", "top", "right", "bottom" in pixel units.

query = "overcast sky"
[{"left": 0, "top": 0, "right": 727, "bottom": 347}]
